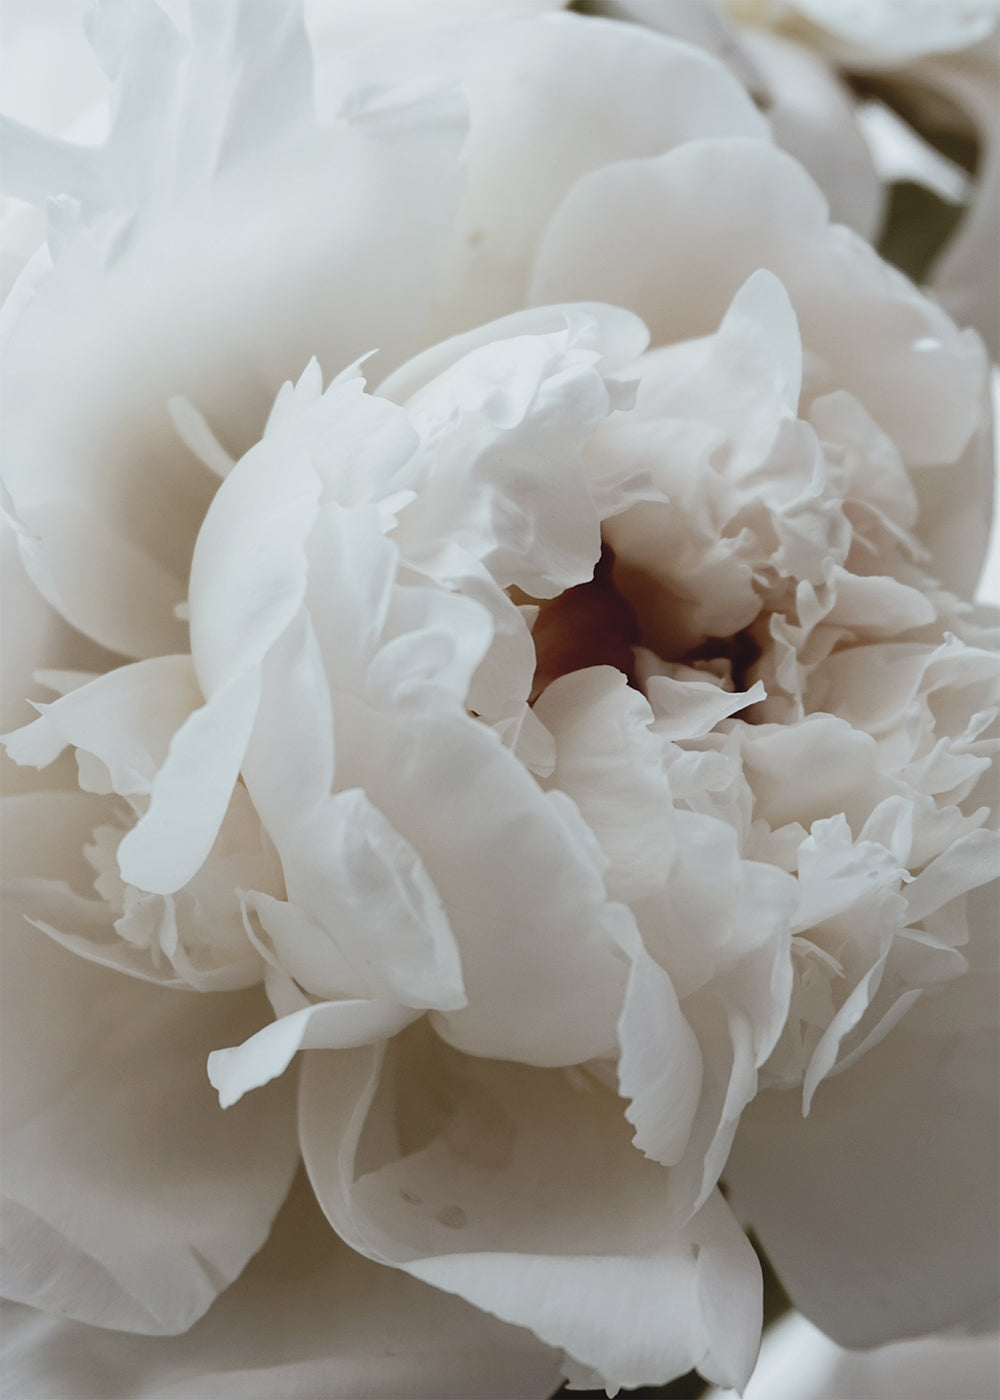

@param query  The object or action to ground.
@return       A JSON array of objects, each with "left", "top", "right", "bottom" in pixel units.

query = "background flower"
[{"left": 605, "top": 0, "right": 1000, "bottom": 356}]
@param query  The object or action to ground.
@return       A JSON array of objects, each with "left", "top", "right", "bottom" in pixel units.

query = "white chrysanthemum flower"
[{"left": 1, "top": 2, "right": 997, "bottom": 1397}]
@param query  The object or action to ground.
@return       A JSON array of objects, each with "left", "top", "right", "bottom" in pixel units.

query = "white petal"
[
  {"left": 1, "top": 860, "right": 298, "bottom": 1334},
  {"left": 116, "top": 669, "right": 260, "bottom": 895},
  {"left": 242, "top": 609, "right": 334, "bottom": 839},
  {"left": 207, "top": 999, "right": 417, "bottom": 1110},
  {"left": 0, "top": 520, "right": 113, "bottom": 798},
  {"left": 2, "top": 88, "right": 466, "bottom": 655},
  {"left": 929, "top": 58, "right": 1000, "bottom": 360},
  {"left": 377, "top": 301, "right": 649, "bottom": 404},
  {"left": 188, "top": 442, "right": 319, "bottom": 698},
  {"left": 366, "top": 584, "right": 494, "bottom": 712},
  {"left": 531, "top": 138, "right": 985, "bottom": 479},
  {"left": 266, "top": 365, "right": 422, "bottom": 510},
  {"left": 305, "top": 502, "right": 398, "bottom": 697},
  {"left": 167, "top": 396, "right": 234, "bottom": 480},
  {"left": 617, "top": 935, "right": 704, "bottom": 1168},
  {"left": 394, "top": 313, "right": 622, "bottom": 600},
  {"left": 1, "top": 1171, "right": 562, "bottom": 1399},
  {"left": 648, "top": 675, "right": 767, "bottom": 742},
  {"left": 311, "top": 9, "right": 767, "bottom": 333},
  {"left": 301, "top": 1031, "right": 762, "bottom": 1391},
  {"left": 275, "top": 788, "right": 466, "bottom": 1013},
  {"left": 742, "top": 28, "right": 883, "bottom": 236},
  {"left": 660, "top": 268, "right": 805, "bottom": 472},
  {"left": 708, "top": 1310, "right": 1000, "bottom": 1400},
  {"left": 10, "top": 499, "right": 188, "bottom": 660},
  {"left": 534, "top": 667, "right": 677, "bottom": 904},
  {"left": 738, "top": 714, "right": 892, "bottom": 834},
  {"left": 903, "top": 828, "right": 1000, "bottom": 925},
  {"left": 789, "top": 0, "right": 998, "bottom": 61},
  {"left": 334, "top": 701, "right": 629, "bottom": 1068},
  {"left": 724, "top": 1026, "right": 1000, "bottom": 1346},
  {"left": 3, "top": 655, "right": 201, "bottom": 794}
]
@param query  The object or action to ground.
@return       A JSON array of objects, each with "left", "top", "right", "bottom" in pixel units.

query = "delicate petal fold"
[
  {"left": 338, "top": 704, "right": 630, "bottom": 1068},
  {"left": 300, "top": 1029, "right": 762, "bottom": 1392},
  {"left": 208, "top": 999, "right": 418, "bottom": 1110},
  {"left": 2, "top": 655, "right": 201, "bottom": 795},
  {"left": 1, "top": 799, "right": 298, "bottom": 1334}
]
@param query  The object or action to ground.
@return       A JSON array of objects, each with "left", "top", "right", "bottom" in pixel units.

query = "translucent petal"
[{"left": 301, "top": 1029, "right": 762, "bottom": 1391}]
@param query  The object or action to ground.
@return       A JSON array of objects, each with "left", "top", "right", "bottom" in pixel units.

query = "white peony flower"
[{"left": 1, "top": 2, "right": 997, "bottom": 1396}]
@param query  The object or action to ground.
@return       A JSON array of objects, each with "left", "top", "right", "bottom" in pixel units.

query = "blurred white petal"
[{"left": 707, "top": 1310, "right": 1000, "bottom": 1400}]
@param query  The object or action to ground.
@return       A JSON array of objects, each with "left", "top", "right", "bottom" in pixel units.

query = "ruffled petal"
[
  {"left": 115, "top": 670, "right": 260, "bottom": 895},
  {"left": 377, "top": 301, "right": 648, "bottom": 405},
  {"left": 392, "top": 308, "right": 635, "bottom": 600},
  {"left": 3, "top": 655, "right": 201, "bottom": 795},
  {"left": 531, "top": 138, "right": 988, "bottom": 588}
]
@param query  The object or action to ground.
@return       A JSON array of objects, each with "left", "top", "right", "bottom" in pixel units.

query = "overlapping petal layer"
[{"left": 2, "top": 2, "right": 997, "bottom": 1396}]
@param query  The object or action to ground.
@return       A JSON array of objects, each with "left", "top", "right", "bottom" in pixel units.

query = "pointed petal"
[
  {"left": 116, "top": 669, "right": 260, "bottom": 895},
  {"left": 207, "top": 1000, "right": 417, "bottom": 1109}
]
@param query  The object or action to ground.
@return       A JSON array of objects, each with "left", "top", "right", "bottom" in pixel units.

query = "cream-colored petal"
[
  {"left": 2, "top": 796, "right": 298, "bottom": 1334},
  {"left": 531, "top": 139, "right": 986, "bottom": 516},
  {"left": 301, "top": 1029, "right": 762, "bottom": 1391},
  {"left": 1, "top": 1171, "right": 562, "bottom": 1399},
  {"left": 724, "top": 1026, "right": 999, "bottom": 1346}
]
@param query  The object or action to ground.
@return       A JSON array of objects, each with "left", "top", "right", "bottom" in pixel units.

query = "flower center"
[
  {"left": 529, "top": 545, "right": 641, "bottom": 702},
  {"left": 529, "top": 544, "right": 764, "bottom": 702}
]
